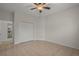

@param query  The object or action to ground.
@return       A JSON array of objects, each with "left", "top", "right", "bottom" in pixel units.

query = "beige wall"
[
  {"left": 0, "top": 10, "right": 13, "bottom": 43},
  {"left": 14, "top": 12, "right": 46, "bottom": 44},
  {"left": 14, "top": 12, "right": 38, "bottom": 44},
  {"left": 35, "top": 15, "right": 46, "bottom": 40},
  {"left": 45, "top": 5, "right": 79, "bottom": 49},
  {"left": 0, "top": 10, "right": 12, "bottom": 21}
]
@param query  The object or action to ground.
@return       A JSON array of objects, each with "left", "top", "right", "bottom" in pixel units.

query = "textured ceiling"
[{"left": 0, "top": 3, "right": 79, "bottom": 16}]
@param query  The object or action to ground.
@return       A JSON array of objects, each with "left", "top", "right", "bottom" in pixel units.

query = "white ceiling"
[{"left": 0, "top": 3, "right": 79, "bottom": 16}]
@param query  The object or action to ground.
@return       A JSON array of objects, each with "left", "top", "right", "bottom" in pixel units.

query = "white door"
[{"left": 18, "top": 22, "right": 34, "bottom": 43}]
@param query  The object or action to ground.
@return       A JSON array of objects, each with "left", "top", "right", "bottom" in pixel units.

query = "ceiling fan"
[{"left": 30, "top": 3, "right": 51, "bottom": 13}]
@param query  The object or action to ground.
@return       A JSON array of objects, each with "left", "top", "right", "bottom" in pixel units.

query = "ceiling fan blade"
[
  {"left": 44, "top": 7, "right": 50, "bottom": 9},
  {"left": 43, "top": 3, "right": 46, "bottom": 5},
  {"left": 34, "top": 3, "right": 39, "bottom": 5},
  {"left": 34, "top": 3, "right": 46, "bottom": 5},
  {"left": 30, "top": 8, "right": 36, "bottom": 10}
]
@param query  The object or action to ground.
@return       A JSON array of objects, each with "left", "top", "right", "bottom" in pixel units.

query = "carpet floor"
[{"left": 0, "top": 40, "right": 79, "bottom": 56}]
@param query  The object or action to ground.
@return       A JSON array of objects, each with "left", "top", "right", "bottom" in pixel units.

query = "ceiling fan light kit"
[{"left": 31, "top": 3, "right": 50, "bottom": 13}]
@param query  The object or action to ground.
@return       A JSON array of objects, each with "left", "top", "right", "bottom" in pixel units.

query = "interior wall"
[
  {"left": 35, "top": 15, "right": 46, "bottom": 40},
  {"left": 0, "top": 20, "right": 8, "bottom": 42},
  {"left": 0, "top": 10, "right": 13, "bottom": 43},
  {"left": 0, "top": 10, "right": 12, "bottom": 21},
  {"left": 14, "top": 12, "right": 37, "bottom": 44},
  {"left": 45, "top": 5, "right": 79, "bottom": 49},
  {"left": 0, "top": 9, "right": 43, "bottom": 44},
  {"left": 0, "top": 8, "right": 46, "bottom": 44}
]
